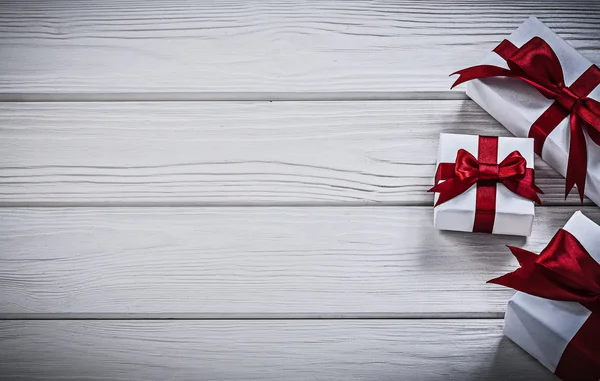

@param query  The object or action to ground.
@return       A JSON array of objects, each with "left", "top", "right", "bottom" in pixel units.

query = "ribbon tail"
[
  {"left": 451, "top": 66, "right": 558, "bottom": 100},
  {"left": 565, "top": 114, "right": 588, "bottom": 203},
  {"left": 429, "top": 178, "right": 476, "bottom": 207},
  {"left": 450, "top": 66, "right": 513, "bottom": 89},
  {"left": 507, "top": 245, "right": 538, "bottom": 267},
  {"left": 487, "top": 266, "right": 533, "bottom": 289},
  {"left": 587, "top": 123, "right": 600, "bottom": 145},
  {"left": 502, "top": 180, "right": 543, "bottom": 205},
  {"left": 427, "top": 180, "right": 450, "bottom": 194},
  {"left": 487, "top": 252, "right": 568, "bottom": 300},
  {"left": 487, "top": 246, "right": 537, "bottom": 287},
  {"left": 576, "top": 98, "right": 600, "bottom": 145}
]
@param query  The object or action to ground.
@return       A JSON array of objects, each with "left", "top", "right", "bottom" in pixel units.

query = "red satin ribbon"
[
  {"left": 452, "top": 37, "right": 600, "bottom": 202},
  {"left": 429, "top": 136, "right": 542, "bottom": 233},
  {"left": 489, "top": 229, "right": 600, "bottom": 380}
]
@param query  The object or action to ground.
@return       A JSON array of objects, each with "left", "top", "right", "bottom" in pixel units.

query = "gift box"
[
  {"left": 489, "top": 211, "right": 600, "bottom": 381},
  {"left": 430, "top": 133, "right": 541, "bottom": 236},
  {"left": 453, "top": 16, "right": 600, "bottom": 205}
]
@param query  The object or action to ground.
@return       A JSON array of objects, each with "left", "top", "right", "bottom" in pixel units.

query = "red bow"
[
  {"left": 452, "top": 37, "right": 600, "bottom": 202},
  {"left": 429, "top": 149, "right": 542, "bottom": 207},
  {"left": 489, "top": 229, "right": 600, "bottom": 312},
  {"left": 489, "top": 229, "right": 600, "bottom": 380}
]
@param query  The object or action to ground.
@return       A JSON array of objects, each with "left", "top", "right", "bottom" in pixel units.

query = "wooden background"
[{"left": 1, "top": 1, "right": 599, "bottom": 379}]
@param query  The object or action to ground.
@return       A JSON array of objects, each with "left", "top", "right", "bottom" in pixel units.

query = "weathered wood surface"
[
  {"left": 0, "top": 101, "right": 590, "bottom": 205},
  {"left": 0, "top": 2, "right": 598, "bottom": 379},
  {"left": 0, "top": 0, "right": 598, "bottom": 95},
  {"left": 0, "top": 319, "right": 556, "bottom": 381},
  {"left": 1, "top": 206, "right": 597, "bottom": 316}
]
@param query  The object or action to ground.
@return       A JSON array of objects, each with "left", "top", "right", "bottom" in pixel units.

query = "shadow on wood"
[{"left": 471, "top": 336, "right": 557, "bottom": 381}]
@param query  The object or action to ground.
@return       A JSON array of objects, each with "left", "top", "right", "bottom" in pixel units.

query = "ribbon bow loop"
[
  {"left": 454, "top": 149, "right": 527, "bottom": 182},
  {"left": 536, "top": 231, "right": 600, "bottom": 299},
  {"left": 454, "top": 149, "right": 481, "bottom": 181},
  {"left": 497, "top": 151, "right": 528, "bottom": 180},
  {"left": 451, "top": 37, "right": 600, "bottom": 202},
  {"left": 489, "top": 229, "right": 600, "bottom": 312},
  {"left": 577, "top": 97, "right": 600, "bottom": 145},
  {"left": 506, "top": 37, "right": 567, "bottom": 98}
]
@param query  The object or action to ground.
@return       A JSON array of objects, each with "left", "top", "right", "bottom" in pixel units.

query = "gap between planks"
[
  {"left": 0, "top": 91, "right": 468, "bottom": 102},
  {"left": 0, "top": 313, "right": 505, "bottom": 320},
  {"left": 0, "top": 202, "right": 585, "bottom": 207}
]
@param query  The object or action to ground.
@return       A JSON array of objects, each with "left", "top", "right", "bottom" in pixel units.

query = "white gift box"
[
  {"left": 504, "top": 211, "right": 600, "bottom": 376},
  {"left": 466, "top": 16, "right": 600, "bottom": 206},
  {"left": 433, "top": 133, "right": 536, "bottom": 236}
]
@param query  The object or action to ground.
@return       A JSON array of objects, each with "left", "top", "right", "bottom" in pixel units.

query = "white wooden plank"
[
  {"left": 0, "top": 100, "right": 589, "bottom": 205},
  {"left": 0, "top": 0, "right": 598, "bottom": 94},
  {"left": 1, "top": 206, "right": 597, "bottom": 315},
  {"left": 0, "top": 319, "right": 556, "bottom": 381}
]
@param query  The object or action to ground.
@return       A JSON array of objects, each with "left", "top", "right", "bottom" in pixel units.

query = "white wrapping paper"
[
  {"left": 503, "top": 211, "right": 600, "bottom": 374},
  {"left": 466, "top": 16, "right": 600, "bottom": 206},
  {"left": 433, "top": 133, "right": 535, "bottom": 236}
]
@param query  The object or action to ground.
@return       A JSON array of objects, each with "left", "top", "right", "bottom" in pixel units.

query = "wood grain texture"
[
  {"left": 0, "top": 0, "right": 598, "bottom": 94},
  {"left": 0, "top": 319, "right": 556, "bottom": 380},
  {"left": 0, "top": 100, "right": 590, "bottom": 205},
  {"left": 1, "top": 206, "right": 598, "bottom": 316}
]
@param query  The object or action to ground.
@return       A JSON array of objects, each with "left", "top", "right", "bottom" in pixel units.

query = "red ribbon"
[
  {"left": 488, "top": 229, "right": 600, "bottom": 380},
  {"left": 429, "top": 136, "right": 542, "bottom": 233},
  {"left": 452, "top": 37, "right": 600, "bottom": 202}
]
